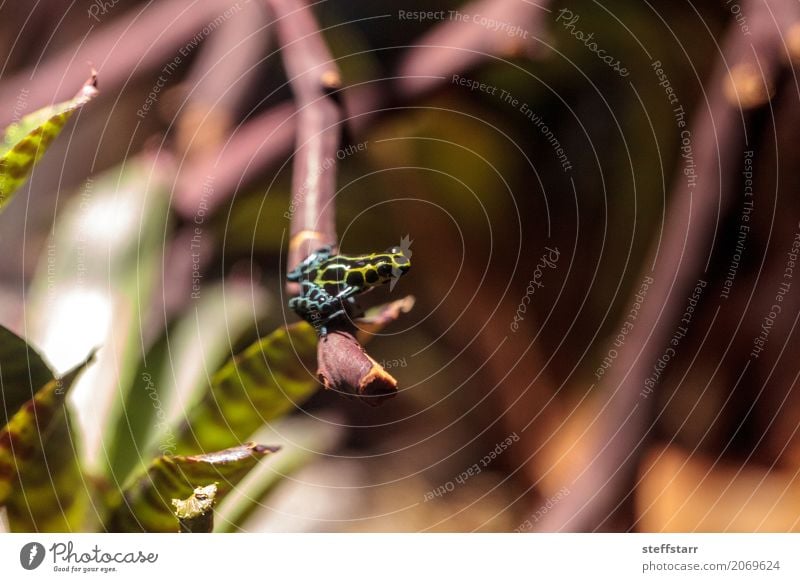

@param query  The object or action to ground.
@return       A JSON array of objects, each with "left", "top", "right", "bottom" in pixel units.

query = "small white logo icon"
[{"left": 20, "top": 542, "right": 46, "bottom": 570}]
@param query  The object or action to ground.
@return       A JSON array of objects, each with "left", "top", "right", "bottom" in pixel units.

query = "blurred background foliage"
[{"left": 2, "top": 0, "right": 799, "bottom": 532}]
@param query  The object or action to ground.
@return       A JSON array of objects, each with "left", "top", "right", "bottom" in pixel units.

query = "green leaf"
[
  {"left": 25, "top": 153, "right": 172, "bottom": 475},
  {"left": 173, "top": 483, "right": 217, "bottom": 533},
  {"left": 214, "top": 415, "right": 342, "bottom": 532},
  {"left": 107, "top": 281, "right": 266, "bottom": 485},
  {"left": 0, "top": 351, "right": 94, "bottom": 531},
  {"left": 0, "top": 325, "right": 55, "bottom": 426},
  {"left": 0, "top": 72, "right": 98, "bottom": 211},
  {"left": 107, "top": 443, "right": 278, "bottom": 532},
  {"left": 173, "top": 322, "right": 319, "bottom": 454}
]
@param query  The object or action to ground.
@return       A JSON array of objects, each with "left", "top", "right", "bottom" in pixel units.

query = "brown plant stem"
[
  {"left": 174, "top": 0, "right": 271, "bottom": 159},
  {"left": 722, "top": 0, "right": 798, "bottom": 108},
  {"left": 267, "top": 0, "right": 400, "bottom": 402},
  {"left": 173, "top": 101, "right": 297, "bottom": 217},
  {"left": 538, "top": 0, "right": 794, "bottom": 532},
  {"left": 395, "top": 0, "right": 550, "bottom": 99},
  {"left": 173, "top": 0, "right": 553, "bottom": 217},
  {"left": 0, "top": 0, "right": 241, "bottom": 128},
  {"left": 267, "top": 0, "right": 340, "bottom": 284},
  {"left": 316, "top": 330, "right": 398, "bottom": 406}
]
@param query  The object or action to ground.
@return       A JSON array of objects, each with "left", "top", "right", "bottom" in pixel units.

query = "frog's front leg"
[
  {"left": 290, "top": 286, "right": 342, "bottom": 335},
  {"left": 315, "top": 286, "right": 357, "bottom": 324}
]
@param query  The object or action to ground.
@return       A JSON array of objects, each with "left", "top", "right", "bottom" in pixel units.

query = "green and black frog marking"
[{"left": 287, "top": 245, "right": 411, "bottom": 336}]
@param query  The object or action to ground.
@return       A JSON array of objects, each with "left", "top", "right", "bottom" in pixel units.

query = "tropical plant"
[{"left": 0, "top": 71, "right": 408, "bottom": 533}]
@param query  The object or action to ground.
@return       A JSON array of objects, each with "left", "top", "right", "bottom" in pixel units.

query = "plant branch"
[
  {"left": 172, "top": 483, "right": 217, "bottom": 533},
  {"left": 174, "top": 0, "right": 272, "bottom": 159},
  {"left": 174, "top": 0, "right": 553, "bottom": 217},
  {"left": 395, "top": 0, "right": 550, "bottom": 99},
  {"left": 538, "top": 0, "right": 796, "bottom": 532},
  {"left": 267, "top": 0, "right": 341, "bottom": 284},
  {"left": 173, "top": 101, "right": 296, "bottom": 217},
  {"left": 0, "top": 0, "right": 242, "bottom": 128},
  {"left": 266, "top": 0, "right": 404, "bottom": 402}
]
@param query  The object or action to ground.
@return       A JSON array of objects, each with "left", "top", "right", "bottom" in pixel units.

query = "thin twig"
[
  {"left": 173, "top": 101, "right": 296, "bottom": 217},
  {"left": 267, "top": 0, "right": 340, "bottom": 282},
  {"left": 0, "top": 0, "right": 241, "bottom": 128},
  {"left": 173, "top": 0, "right": 553, "bottom": 217},
  {"left": 395, "top": 0, "right": 549, "bottom": 99},
  {"left": 174, "top": 0, "right": 271, "bottom": 159},
  {"left": 266, "top": 0, "right": 400, "bottom": 402}
]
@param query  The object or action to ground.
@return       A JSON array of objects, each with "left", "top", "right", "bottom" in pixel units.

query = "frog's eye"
[{"left": 386, "top": 246, "right": 402, "bottom": 254}]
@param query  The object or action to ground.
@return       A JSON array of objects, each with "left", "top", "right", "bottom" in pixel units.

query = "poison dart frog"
[{"left": 287, "top": 245, "right": 411, "bottom": 336}]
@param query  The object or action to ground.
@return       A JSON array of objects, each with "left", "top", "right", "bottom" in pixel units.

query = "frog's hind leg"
[
  {"left": 313, "top": 291, "right": 356, "bottom": 337},
  {"left": 316, "top": 308, "right": 349, "bottom": 337}
]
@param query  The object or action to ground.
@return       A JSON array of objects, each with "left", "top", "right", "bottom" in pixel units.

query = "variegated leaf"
[
  {"left": 0, "top": 352, "right": 94, "bottom": 531},
  {"left": 0, "top": 72, "right": 98, "bottom": 210},
  {"left": 173, "top": 322, "right": 319, "bottom": 454},
  {"left": 108, "top": 443, "right": 278, "bottom": 532},
  {"left": 0, "top": 325, "right": 54, "bottom": 426}
]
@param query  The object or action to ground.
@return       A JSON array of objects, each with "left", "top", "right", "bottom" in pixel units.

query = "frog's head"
[{"left": 369, "top": 246, "right": 410, "bottom": 288}]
